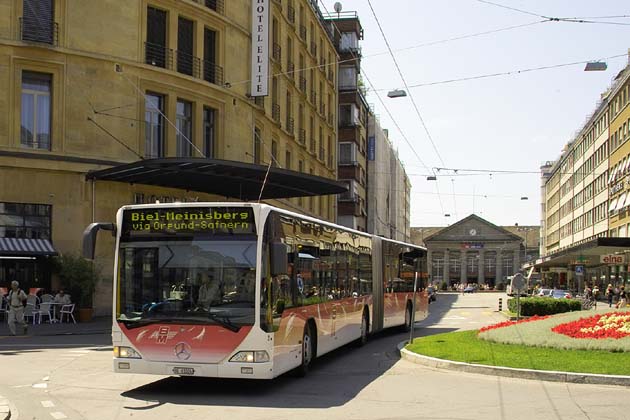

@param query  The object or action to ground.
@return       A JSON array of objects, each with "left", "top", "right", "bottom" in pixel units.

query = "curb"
[
  {"left": 0, "top": 396, "right": 11, "bottom": 420},
  {"left": 397, "top": 341, "right": 630, "bottom": 387}
]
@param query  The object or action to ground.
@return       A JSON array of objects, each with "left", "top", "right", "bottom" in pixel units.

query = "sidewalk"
[{"left": 0, "top": 316, "right": 112, "bottom": 337}]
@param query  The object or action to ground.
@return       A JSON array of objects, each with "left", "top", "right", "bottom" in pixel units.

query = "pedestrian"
[
  {"left": 592, "top": 285, "right": 600, "bottom": 308},
  {"left": 617, "top": 286, "right": 627, "bottom": 309},
  {"left": 7, "top": 280, "right": 28, "bottom": 336},
  {"left": 606, "top": 284, "right": 614, "bottom": 308}
]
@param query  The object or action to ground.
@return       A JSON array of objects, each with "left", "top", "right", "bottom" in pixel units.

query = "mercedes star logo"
[{"left": 174, "top": 342, "right": 192, "bottom": 360}]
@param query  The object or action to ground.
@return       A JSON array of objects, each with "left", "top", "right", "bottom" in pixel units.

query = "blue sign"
[
  {"left": 575, "top": 265, "right": 584, "bottom": 274},
  {"left": 368, "top": 136, "right": 375, "bottom": 161}
]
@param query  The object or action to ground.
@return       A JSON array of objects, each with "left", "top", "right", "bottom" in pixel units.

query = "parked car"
[
  {"left": 551, "top": 289, "right": 572, "bottom": 299},
  {"left": 463, "top": 285, "right": 476, "bottom": 293},
  {"left": 535, "top": 288, "right": 552, "bottom": 297},
  {"left": 427, "top": 286, "right": 437, "bottom": 302}
]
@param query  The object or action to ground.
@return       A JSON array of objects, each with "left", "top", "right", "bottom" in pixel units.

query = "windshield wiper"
[
  {"left": 208, "top": 313, "right": 241, "bottom": 333},
  {"left": 119, "top": 317, "right": 176, "bottom": 330}
]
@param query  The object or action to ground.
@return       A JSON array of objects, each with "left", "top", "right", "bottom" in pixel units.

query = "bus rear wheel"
[{"left": 296, "top": 324, "right": 314, "bottom": 377}]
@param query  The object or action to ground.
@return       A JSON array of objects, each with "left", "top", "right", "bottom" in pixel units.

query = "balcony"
[
  {"left": 298, "top": 129, "right": 306, "bottom": 145},
  {"left": 287, "top": 6, "right": 295, "bottom": 24},
  {"left": 299, "top": 76, "right": 307, "bottom": 92},
  {"left": 20, "top": 17, "right": 58, "bottom": 46},
  {"left": 272, "top": 103, "right": 281, "bottom": 123},
  {"left": 272, "top": 43, "right": 282, "bottom": 62},
  {"left": 145, "top": 42, "right": 174, "bottom": 70},
  {"left": 299, "top": 25, "right": 307, "bottom": 41},
  {"left": 286, "top": 117, "right": 294, "bottom": 135},
  {"left": 203, "top": 60, "right": 224, "bottom": 85},
  {"left": 309, "top": 138, "right": 316, "bottom": 153}
]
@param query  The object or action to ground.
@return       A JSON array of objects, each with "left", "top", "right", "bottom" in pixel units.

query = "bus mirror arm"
[
  {"left": 270, "top": 242, "right": 288, "bottom": 276},
  {"left": 82, "top": 222, "right": 116, "bottom": 260}
]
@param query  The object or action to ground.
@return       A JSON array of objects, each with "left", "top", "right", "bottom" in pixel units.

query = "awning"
[
  {"left": 609, "top": 197, "right": 618, "bottom": 212},
  {"left": 535, "top": 237, "right": 630, "bottom": 269},
  {"left": 0, "top": 238, "right": 58, "bottom": 257},
  {"left": 86, "top": 158, "right": 348, "bottom": 200},
  {"left": 616, "top": 193, "right": 627, "bottom": 211}
]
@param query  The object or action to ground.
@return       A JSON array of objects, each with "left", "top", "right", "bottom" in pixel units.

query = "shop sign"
[
  {"left": 601, "top": 254, "right": 625, "bottom": 264},
  {"left": 461, "top": 242, "right": 484, "bottom": 249},
  {"left": 611, "top": 182, "right": 624, "bottom": 194}
]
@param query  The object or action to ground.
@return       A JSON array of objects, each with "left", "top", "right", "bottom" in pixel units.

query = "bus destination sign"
[{"left": 122, "top": 207, "right": 255, "bottom": 236}]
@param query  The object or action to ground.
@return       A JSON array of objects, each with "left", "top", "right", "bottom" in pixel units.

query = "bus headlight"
[
  {"left": 229, "top": 350, "right": 270, "bottom": 363},
  {"left": 114, "top": 346, "right": 142, "bottom": 359}
]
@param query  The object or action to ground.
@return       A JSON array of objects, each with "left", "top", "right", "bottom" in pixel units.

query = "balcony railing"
[
  {"left": 145, "top": 42, "right": 174, "bottom": 69},
  {"left": 287, "top": 61, "right": 295, "bottom": 79},
  {"left": 299, "top": 25, "right": 307, "bottom": 41},
  {"left": 177, "top": 50, "right": 200, "bottom": 77},
  {"left": 319, "top": 147, "right": 325, "bottom": 161},
  {"left": 299, "top": 76, "right": 307, "bottom": 92},
  {"left": 272, "top": 103, "right": 281, "bottom": 123},
  {"left": 251, "top": 96, "right": 264, "bottom": 108},
  {"left": 298, "top": 129, "right": 306, "bottom": 145},
  {"left": 203, "top": 60, "right": 224, "bottom": 85},
  {"left": 310, "top": 138, "right": 316, "bottom": 153},
  {"left": 287, "top": 6, "right": 295, "bottom": 24},
  {"left": 339, "top": 191, "right": 358, "bottom": 202},
  {"left": 272, "top": 42, "right": 282, "bottom": 62},
  {"left": 286, "top": 117, "right": 294, "bottom": 135},
  {"left": 20, "top": 17, "right": 58, "bottom": 46},
  {"left": 196, "top": 0, "right": 224, "bottom": 14}
]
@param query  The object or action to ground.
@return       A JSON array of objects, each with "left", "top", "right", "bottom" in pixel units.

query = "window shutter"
[{"left": 22, "top": 0, "right": 54, "bottom": 44}]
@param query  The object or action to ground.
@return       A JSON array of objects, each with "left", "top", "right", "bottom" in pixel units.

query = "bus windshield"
[{"left": 117, "top": 238, "right": 258, "bottom": 329}]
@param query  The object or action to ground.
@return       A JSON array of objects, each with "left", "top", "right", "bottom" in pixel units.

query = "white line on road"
[
  {"left": 50, "top": 412, "right": 67, "bottom": 419},
  {"left": 32, "top": 383, "right": 48, "bottom": 389},
  {"left": 41, "top": 400, "right": 55, "bottom": 408}
]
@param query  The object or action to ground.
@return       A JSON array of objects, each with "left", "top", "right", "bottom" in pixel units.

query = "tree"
[{"left": 52, "top": 254, "right": 100, "bottom": 308}]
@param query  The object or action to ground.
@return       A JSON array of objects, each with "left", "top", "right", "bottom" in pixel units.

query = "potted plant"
[{"left": 52, "top": 254, "right": 100, "bottom": 322}]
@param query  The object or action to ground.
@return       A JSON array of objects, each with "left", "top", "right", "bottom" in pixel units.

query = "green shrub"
[
  {"left": 440, "top": 281, "right": 448, "bottom": 291},
  {"left": 507, "top": 297, "right": 582, "bottom": 316}
]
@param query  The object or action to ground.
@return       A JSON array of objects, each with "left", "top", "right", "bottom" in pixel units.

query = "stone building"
[
  {"left": 0, "top": 0, "right": 342, "bottom": 314},
  {"left": 411, "top": 215, "right": 536, "bottom": 287}
]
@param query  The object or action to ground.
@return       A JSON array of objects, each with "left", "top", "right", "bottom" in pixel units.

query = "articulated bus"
[{"left": 83, "top": 203, "right": 428, "bottom": 379}]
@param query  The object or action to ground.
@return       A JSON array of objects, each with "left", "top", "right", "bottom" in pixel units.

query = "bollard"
[{"left": 498, "top": 298, "right": 503, "bottom": 312}]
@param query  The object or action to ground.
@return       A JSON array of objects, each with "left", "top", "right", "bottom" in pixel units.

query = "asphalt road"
[{"left": 3, "top": 292, "right": 630, "bottom": 420}]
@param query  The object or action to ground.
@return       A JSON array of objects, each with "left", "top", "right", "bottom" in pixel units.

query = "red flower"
[
  {"left": 551, "top": 312, "right": 630, "bottom": 339},
  {"left": 479, "top": 315, "right": 550, "bottom": 333}
]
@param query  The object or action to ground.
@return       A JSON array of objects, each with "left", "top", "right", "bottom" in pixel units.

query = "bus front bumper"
[{"left": 113, "top": 357, "right": 274, "bottom": 379}]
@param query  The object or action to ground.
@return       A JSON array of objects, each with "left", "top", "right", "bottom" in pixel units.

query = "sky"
[{"left": 319, "top": 0, "right": 630, "bottom": 227}]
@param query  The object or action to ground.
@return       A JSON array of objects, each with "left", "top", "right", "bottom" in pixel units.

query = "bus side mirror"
[
  {"left": 82, "top": 223, "right": 116, "bottom": 260},
  {"left": 270, "top": 242, "right": 288, "bottom": 276}
]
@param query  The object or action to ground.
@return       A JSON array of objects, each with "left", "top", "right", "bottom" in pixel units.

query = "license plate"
[{"left": 172, "top": 367, "right": 195, "bottom": 375}]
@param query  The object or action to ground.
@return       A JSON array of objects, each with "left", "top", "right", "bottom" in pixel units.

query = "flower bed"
[
  {"left": 478, "top": 310, "right": 630, "bottom": 352},
  {"left": 478, "top": 315, "right": 550, "bottom": 333},
  {"left": 552, "top": 312, "right": 630, "bottom": 339}
]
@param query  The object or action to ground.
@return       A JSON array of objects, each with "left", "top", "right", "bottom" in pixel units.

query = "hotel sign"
[{"left": 251, "top": 0, "right": 269, "bottom": 96}]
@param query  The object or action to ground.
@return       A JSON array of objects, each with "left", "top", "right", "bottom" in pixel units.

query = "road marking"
[
  {"left": 42, "top": 376, "right": 50, "bottom": 381},
  {"left": 68, "top": 350, "right": 91, "bottom": 354},
  {"left": 32, "top": 383, "right": 48, "bottom": 389},
  {"left": 41, "top": 400, "right": 55, "bottom": 408},
  {"left": 442, "top": 316, "right": 466, "bottom": 320},
  {"left": 50, "top": 412, "right": 67, "bottom": 419}
]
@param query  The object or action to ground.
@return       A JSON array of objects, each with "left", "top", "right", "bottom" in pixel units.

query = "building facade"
[
  {"left": 366, "top": 114, "right": 411, "bottom": 242},
  {"left": 0, "top": 0, "right": 339, "bottom": 314},
  {"left": 324, "top": 11, "right": 369, "bottom": 231},
  {"left": 537, "top": 58, "right": 630, "bottom": 291},
  {"left": 411, "top": 215, "right": 535, "bottom": 288}
]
